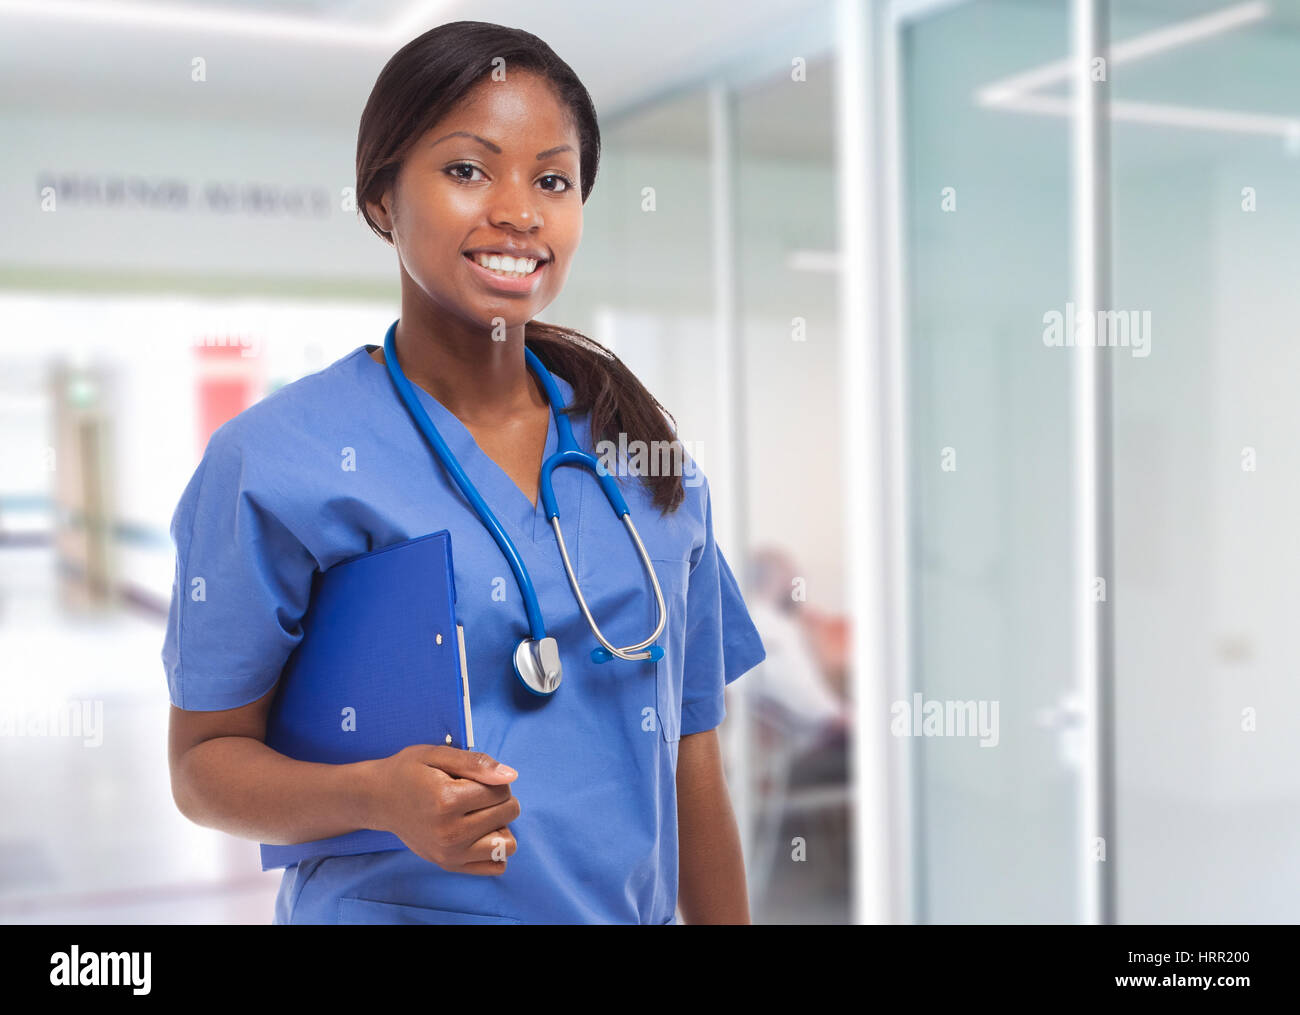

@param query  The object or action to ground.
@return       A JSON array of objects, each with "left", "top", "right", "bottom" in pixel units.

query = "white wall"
[{"left": 0, "top": 109, "right": 386, "bottom": 280}]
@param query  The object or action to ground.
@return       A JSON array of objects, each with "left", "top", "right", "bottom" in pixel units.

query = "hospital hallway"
[{"left": 5, "top": 0, "right": 1299, "bottom": 932}]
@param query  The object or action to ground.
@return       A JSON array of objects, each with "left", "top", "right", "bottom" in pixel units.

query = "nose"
[{"left": 488, "top": 172, "right": 543, "bottom": 234}]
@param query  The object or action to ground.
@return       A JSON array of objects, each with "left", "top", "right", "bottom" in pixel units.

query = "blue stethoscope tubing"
[{"left": 381, "top": 320, "right": 665, "bottom": 696}]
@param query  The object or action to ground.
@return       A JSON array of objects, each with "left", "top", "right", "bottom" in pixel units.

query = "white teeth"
[{"left": 471, "top": 252, "right": 539, "bottom": 278}]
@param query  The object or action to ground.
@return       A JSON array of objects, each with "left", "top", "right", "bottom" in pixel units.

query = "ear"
[{"left": 365, "top": 184, "right": 395, "bottom": 236}]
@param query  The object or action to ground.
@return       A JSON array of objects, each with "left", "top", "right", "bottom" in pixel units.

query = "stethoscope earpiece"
[{"left": 592, "top": 645, "right": 664, "bottom": 665}]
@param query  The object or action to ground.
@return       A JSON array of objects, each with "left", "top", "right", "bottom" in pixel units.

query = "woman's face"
[{"left": 370, "top": 70, "right": 583, "bottom": 332}]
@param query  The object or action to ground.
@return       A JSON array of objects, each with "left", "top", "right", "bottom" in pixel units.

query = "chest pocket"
[{"left": 651, "top": 556, "right": 691, "bottom": 746}]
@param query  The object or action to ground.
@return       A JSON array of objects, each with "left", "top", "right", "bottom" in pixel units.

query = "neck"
[{"left": 385, "top": 297, "right": 545, "bottom": 427}]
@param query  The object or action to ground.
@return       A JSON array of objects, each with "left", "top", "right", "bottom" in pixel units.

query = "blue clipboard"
[{"left": 259, "top": 529, "right": 474, "bottom": 870}]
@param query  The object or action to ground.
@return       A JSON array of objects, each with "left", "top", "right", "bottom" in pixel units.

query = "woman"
[{"left": 163, "top": 20, "right": 766, "bottom": 925}]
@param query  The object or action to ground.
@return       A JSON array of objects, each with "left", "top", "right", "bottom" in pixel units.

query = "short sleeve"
[
  {"left": 678, "top": 478, "right": 767, "bottom": 737},
  {"left": 161, "top": 425, "right": 317, "bottom": 711}
]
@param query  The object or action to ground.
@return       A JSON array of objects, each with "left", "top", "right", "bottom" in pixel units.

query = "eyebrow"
[{"left": 430, "top": 131, "right": 575, "bottom": 160}]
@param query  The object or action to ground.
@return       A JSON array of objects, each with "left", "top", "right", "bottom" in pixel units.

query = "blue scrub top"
[{"left": 161, "top": 339, "right": 766, "bottom": 925}]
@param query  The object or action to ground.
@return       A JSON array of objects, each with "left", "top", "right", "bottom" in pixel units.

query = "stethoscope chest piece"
[{"left": 514, "top": 637, "right": 563, "bottom": 695}]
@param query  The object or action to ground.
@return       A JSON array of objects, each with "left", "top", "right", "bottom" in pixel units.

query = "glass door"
[{"left": 899, "top": 0, "right": 1083, "bottom": 922}]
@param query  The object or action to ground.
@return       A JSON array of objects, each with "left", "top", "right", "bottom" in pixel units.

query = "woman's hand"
[{"left": 369, "top": 745, "right": 520, "bottom": 875}]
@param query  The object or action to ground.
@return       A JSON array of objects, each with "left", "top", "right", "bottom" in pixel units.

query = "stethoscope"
[{"left": 382, "top": 320, "right": 666, "bottom": 697}]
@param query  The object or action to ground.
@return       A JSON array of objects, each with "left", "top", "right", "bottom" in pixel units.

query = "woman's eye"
[
  {"left": 540, "top": 173, "right": 575, "bottom": 193},
  {"left": 447, "top": 163, "right": 485, "bottom": 182}
]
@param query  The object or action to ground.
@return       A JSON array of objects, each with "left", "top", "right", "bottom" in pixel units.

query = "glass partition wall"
[{"left": 898, "top": 0, "right": 1300, "bottom": 923}]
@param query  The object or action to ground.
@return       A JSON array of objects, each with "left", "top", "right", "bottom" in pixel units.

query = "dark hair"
[{"left": 356, "top": 21, "right": 685, "bottom": 515}]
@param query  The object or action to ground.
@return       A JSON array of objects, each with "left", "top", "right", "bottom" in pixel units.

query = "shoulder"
[
  {"left": 202, "top": 345, "right": 375, "bottom": 464},
  {"left": 178, "top": 346, "right": 378, "bottom": 526}
]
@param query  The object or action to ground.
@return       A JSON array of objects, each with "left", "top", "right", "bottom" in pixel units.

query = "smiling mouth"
[{"left": 463, "top": 252, "right": 545, "bottom": 279}]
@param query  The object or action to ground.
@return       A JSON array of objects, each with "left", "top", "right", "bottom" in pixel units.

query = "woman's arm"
[
  {"left": 676, "top": 727, "right": 751, "bottom": 924},
  {"left": 168, "top": 689, "right": 388, "bottom": 845},
  {"left": 168, "top": 687, "right": 521, "bottom": 875}
]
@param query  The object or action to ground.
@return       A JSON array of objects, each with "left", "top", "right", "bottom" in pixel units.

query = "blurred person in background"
[{"left": 744, "top": 546, "right": 849, "bottom": 767}]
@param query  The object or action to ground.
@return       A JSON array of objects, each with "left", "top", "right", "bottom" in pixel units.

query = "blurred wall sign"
[
  {"left": 195, "top": 335, "right": 265, "bottom": 453},
  {"left": 35, "top": 171, "right": 332, "bottom": 219}
]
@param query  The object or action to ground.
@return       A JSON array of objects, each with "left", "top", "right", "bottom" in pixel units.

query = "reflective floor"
[{"left": 0, "top": 545, "right": 282, "bottom": 924}]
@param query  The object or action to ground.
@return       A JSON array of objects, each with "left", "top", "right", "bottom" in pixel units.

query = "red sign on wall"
[{"left": 194, "top": 335, "right": 263, "bottom": 453}]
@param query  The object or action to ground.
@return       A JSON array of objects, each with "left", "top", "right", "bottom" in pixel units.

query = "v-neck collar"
[{"left": 360, "top": 343, "right": 583, "bottom": 546}]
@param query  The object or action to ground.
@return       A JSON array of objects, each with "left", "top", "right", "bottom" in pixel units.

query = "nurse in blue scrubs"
[{"left": 163, "top": 21, "right": 766, "bottom": 925}]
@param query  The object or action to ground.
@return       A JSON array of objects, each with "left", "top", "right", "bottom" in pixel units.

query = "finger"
[
  {"left": 414, "top": 746, "right": 518, "bottom": 784},
  {"left": 455, "top": 859, "right": 509, "bottom": 876},
  {"left": 452, "top": 798, "right": 520, "bottom": 847},
  {"left": 441, "top": 778, "right": 514, "bottom": 815},
  {"left": 458, "top": 827, "right": 516, "bottom": 866}
]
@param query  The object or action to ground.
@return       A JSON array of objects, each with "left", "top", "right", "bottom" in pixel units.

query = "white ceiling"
[
  {"left": 0, "top": 0, "right": 831, "bottom": 131},
  {"left": 142, "top": 0, "right": 403, "bottom": 16},
  {"left": 134, "top": 0, "right": 405, "bottom": 17},
  {"left": 0, "top": 0, "right": 1292, "bottom": 165}
]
